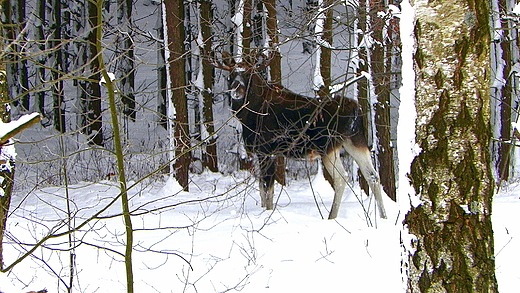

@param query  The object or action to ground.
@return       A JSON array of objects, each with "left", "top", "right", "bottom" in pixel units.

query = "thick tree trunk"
[
  {"left": 165, "top": 0, "right": 191, "bottom": 190},
  {"left": 405, "top": 0, "right": 498, "bottom": 291}
]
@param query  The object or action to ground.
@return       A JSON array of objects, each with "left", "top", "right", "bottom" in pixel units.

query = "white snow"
[
  {"left": 0, "top": 113, "right": 40, "bottom": 143},
  {"left": 1, "top": 1, "right": 518, "bottom": 292},
  {"left": 0, "top": 170, "right": 517, "bottom": 293}
]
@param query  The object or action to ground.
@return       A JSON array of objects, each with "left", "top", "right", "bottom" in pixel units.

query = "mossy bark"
[{"left": 405, "top": 0, "right": 498, "bottom": 292}]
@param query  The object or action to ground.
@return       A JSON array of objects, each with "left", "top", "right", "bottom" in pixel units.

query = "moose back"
[{"left": 215, "top": 52, "right": 387, "bottom": 219}]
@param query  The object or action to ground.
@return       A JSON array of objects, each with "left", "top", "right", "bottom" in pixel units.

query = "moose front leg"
[{"left": 258, "top": 156, "right": 276, "bottom": 210}]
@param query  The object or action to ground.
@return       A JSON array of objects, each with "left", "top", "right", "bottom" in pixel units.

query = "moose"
[{"left": 214, "top": 52, "right": 387, "bottom": 220}]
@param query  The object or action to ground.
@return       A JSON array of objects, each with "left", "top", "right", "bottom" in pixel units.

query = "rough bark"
[
  {"left": 165, "top": 0, "right": 191, "bottom": 190},
  {"left": 405, "top": 0, "right": 498, "bottom": 292}
]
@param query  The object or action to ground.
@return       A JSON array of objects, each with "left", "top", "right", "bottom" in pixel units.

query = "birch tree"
[{"left": 405, "top": 0, "right": 498, "bottom": 291}]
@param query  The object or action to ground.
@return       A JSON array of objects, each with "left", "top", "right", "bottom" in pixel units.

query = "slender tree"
[
  {"left": 369, "top": 0, "right": 396, "bottom": 201},
  {"left": 200, "top": 0, "right": 219, "bottom": 172},
  {"left": 317, "top": 0, "right": 333, "bottom": 98},
  {"left": 405, "top": 0, "right": 498, "bottom": 291},
  {"left": 262, "top": 0, "right": 286, "bottom": 186},
  {"left": 356, "top": 0, "right": 371, "bottom": 195},
  {"left": 157, "top": 2, "right": 168, "bottom": 129},
  {"left": 50, "top": 0, "right": 66, "bottom": 132},
  {"left": 495, "top": 0, "right": 515, "bottom": 184},
  {"left": 0, "top": 9, "right": 13, "bottom": 268},
  {"left": 10, "top": 0, "right": 29, "bottom": 110},
  {"left": 116, "top": 0, "right": 137, "bottom": 122},
  {"left": 75, "top": 0, "right": 104, "bottom": 146},
  {"left": 35, "top": 0, "right": 47, "bottom": 116}
]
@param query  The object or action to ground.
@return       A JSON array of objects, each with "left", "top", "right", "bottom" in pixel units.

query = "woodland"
[{"left": 0, "top": 0, "right": 519, "bottom": 292}]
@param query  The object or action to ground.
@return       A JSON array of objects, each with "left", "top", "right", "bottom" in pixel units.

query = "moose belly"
[{"left": 242, "top": 125, "right": 343, "bottom": 159}]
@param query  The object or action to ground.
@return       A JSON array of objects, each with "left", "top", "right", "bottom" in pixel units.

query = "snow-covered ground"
[
  {"left": 0, "top": 168, "right": 518, "bottom": 292},
  {"left": 1, "top": 1, "right": 519, "bottom": 292}
]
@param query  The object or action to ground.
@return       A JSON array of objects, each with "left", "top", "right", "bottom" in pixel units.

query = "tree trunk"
[
  {"left": 356, "top": 0, "right": 370, "bottom": 196},
  {"left": 51, "top": 0, "right": 66, "bottom": 133},
  {"left": 316, "top": 0, "right": 334, "bottom": 187},
  {"left": 235, "top": 0, "right": 254, "bottom": 171},
  {"left": 165, "top": 0, "right": 191, "bottom": 191},
  {"left": 75, "top": 0, "right": 104, "bottom": 146},
  {"left": 369, "top": 0, "right": 396, "bottom": 201},
  {"left": 495, "top": 0, "right": 514, "bottom": 184},
  {"left": 156, "top": 2, "right": 168, "bottom": 130},
  {"left": 405, "top": 0, "right": 498, "bottom": 291},
  {"left": 35, "top": 0, "right": 46, "bottom": 116},
  {"left": 0, "top": 23, "right": 13, "bottom": 271},
  {"left": 318, "top": 0, "right": 332, "bottom": 98},
  {"left": 200, "top": 0, "right": 218, "bottom": 172},
  {"left": 12, "top": 0, "right": 29, "bottom": 110},
  {"left": 117, "top": 0, "right": 137, "bottom": 123},
  {"left": 86, "top": 0, "right": 104, "bottom": 146},
  {"left": 263, "top": 0, "right": 286, "bottom": 186}
]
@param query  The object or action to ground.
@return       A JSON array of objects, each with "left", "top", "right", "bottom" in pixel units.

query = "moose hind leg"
[
  {"left": 343, "top": 140, "right": 387, "bottom": 219},
  {"left": 322, "top": 148, "right": 347, "bottom": 220},
  {"left": 258, "top": 156, "right": 276, "bottom": 210}
]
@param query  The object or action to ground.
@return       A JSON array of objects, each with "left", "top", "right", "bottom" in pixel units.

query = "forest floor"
[{"left": 1, "top": 168, "right": 518, "bottom": 293}]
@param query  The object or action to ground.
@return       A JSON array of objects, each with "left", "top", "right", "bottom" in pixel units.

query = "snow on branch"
[
  {"left": 330, "top": 71, "right": 371, "bottom": 94},
  {"left": 0, "top": 113, "right": 41, "bottom": 146}
]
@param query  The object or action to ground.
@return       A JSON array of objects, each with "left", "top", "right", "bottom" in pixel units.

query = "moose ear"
[{"left": 221, "top": 51, "right": 236, "bottom": 68}]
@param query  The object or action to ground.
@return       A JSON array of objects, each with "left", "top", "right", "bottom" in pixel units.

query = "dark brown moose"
[{"left": 215, "top": 52, "right": 387, "bottom": 220}]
